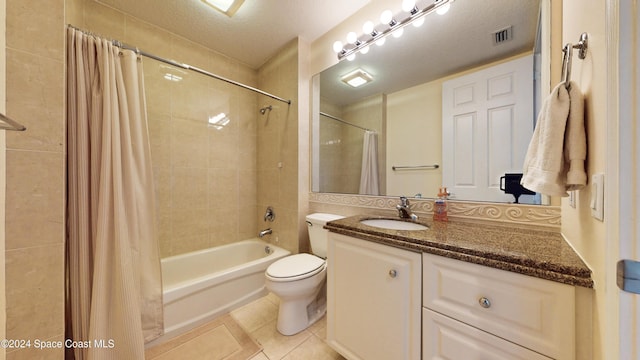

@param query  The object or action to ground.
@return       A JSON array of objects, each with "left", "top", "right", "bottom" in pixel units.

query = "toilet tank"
[{"left": 306, "top": 213, "right": 344, "bottom": 259}]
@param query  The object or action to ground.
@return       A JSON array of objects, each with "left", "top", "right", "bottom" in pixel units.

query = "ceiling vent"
[{"left": 492, "top": 26, "right": 513, "bottom": 45}]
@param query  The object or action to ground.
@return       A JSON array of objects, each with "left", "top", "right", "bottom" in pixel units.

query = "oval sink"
[{"left": 360, "top": 219, "right": 428, "bottom": 231}]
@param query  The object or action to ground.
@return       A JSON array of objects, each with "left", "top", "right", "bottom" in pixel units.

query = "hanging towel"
[
  {"left": 359, "top": 131, "right": 380, "bottom": 195},
  {"left": 521, "top": 80, "right": 587, "bottom": 197}
]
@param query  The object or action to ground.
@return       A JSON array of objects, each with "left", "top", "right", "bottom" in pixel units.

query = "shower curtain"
[
  {"left": 359, "top": 130, "right": 380, "bottom": 195},
  {"left": 66, "top": 28, "right": 163, "bottom": 359}
]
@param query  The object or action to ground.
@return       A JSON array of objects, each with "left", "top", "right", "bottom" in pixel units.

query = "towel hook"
[{"left": 561, "top": 33, "right": 588, "bottom": 89}]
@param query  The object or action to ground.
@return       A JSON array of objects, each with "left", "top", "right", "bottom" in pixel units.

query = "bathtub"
[{"left": 157, "top": 239, "right": 290, "bottom": 341}]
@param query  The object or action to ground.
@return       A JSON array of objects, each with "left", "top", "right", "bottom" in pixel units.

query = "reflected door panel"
[{"left": 442, "top": 55, "right": 534, "bottom": 203}]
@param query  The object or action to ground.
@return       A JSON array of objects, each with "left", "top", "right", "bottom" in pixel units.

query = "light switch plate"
[{"left": 590, "top": 173, "right": 604, "bottom": 221}]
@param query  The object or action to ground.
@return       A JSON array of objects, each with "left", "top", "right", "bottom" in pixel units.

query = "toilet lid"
[{"left": 266, "top": 253, "right": 325, "bottom": 280}]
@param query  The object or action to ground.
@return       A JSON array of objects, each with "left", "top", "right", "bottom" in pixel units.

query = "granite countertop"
[{"left": 325, "top": 215, "right": 593, "bottom": 288}]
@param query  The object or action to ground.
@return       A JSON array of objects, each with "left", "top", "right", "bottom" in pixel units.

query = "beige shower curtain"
[{"left": 66, "top": 27, "right": 163, "bottom": 359}]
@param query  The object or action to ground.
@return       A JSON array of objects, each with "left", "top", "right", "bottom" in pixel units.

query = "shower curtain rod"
[
  {"left": 320, "top": 112, "right": 371, "bottom": 132},
  {"left": 68, "top": 25, "right": 292, "bottom": 105}
]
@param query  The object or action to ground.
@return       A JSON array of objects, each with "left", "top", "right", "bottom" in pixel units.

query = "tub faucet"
[
  {"left": 258, "top": 228, "right": 272, "bottom": 238},
  {"left": 397, "top": 196, "right": 418, "bottom": 221}
]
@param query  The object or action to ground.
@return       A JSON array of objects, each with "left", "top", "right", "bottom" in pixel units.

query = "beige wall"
[
  {"left": 4, "top": 0, "right": 66, "bottom": 358},
  {"left": 0, "top": 1, "right": 6, "bottom": 358},
  {"left": 387, "top": 80, "right": 442, "bottom": 197},
  {"left": 257, "top": 39, "right": 302, "bottom": 254},
  {"left": 560, "top": 1, "right": 612, "bottom": 359}
]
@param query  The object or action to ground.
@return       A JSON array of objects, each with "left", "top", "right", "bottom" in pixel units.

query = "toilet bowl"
[{"left": 265, "top": 213, "right": 344, "bottom": 336}]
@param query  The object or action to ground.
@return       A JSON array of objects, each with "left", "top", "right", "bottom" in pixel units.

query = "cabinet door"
[
  {"left": 423, "top": 308, "right": 552, "bottom": 360},
  {"left": 327, "top": 233, "right": 421, "bottom": 360}
]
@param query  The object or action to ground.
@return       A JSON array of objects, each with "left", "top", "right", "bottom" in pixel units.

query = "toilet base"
[{"left": 276, "top": 283, "right": 326, "bottom": 336}]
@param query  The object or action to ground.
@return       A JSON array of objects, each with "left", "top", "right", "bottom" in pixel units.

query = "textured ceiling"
[
  {"left": 96, "top": 0, "right": 371, "bottom": 69},
  {"left": 320, "top": 0, "right": 541, "bottom": 106}
]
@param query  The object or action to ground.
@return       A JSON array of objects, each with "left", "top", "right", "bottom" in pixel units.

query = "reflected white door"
[{"left": 442, "top": 55, "right": 534, "bottom": 203}]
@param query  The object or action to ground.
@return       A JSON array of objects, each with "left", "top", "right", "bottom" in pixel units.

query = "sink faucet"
[
  {"left": 258, "top": 228, "right": 272, "bottom": 238},
  {"left": 396, "top": 196, "right": 418, "bottom": 221}
]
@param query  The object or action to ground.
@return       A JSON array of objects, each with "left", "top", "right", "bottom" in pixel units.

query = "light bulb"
[
  {"left": 360, "top": 45, "right": 370, "bottom": 54},
  {"left": 436, "top": 3, "right": 450, "bottom": 15},
  {"left": 363, "top": 21, "right": 374, "bottom": 35},
  {"left": 333, "top": 41, "right": 343, "bottom": 53},
  {"left": 346, "top": 32, "right": 358, "bottom": 44},
  {"left": 380, "top": 10, "right": 393, "bottom": 25},
  {"left": 412, "top": 17, "right": 425, "bottom": 27},
  {"left": 401, "top": 0, "right": 416, "bottom": 12},
  {"left": 346, "top": 53, "right": 356, "bottom": 61},
  {"left": 375, "top": 37, "right": 386, "bottom": 46},
  {"left": 392, "top": 27, "right": 404, "bottom": 38}
]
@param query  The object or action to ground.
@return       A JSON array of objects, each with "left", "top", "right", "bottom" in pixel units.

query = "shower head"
[{"left": 259, "top": 105, "right": 272, "bottom": 115}]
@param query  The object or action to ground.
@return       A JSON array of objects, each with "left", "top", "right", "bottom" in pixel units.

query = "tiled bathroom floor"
[
  {"left": 232, "top": 293, "right": 345, "bottom": 360},
  {"left": 147, "top": 293, "right": 345, "bottom": 360}
]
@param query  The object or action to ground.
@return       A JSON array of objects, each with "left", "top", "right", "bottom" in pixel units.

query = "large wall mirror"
[{"left": 311, "top": 0, "right": 547, "bottom": 205}]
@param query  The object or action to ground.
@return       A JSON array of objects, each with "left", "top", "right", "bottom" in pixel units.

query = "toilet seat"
[{"left": 266, "top": 253, "right": 326, "bottom": 282}]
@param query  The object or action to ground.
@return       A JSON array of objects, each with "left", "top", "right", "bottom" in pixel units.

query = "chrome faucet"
[
  {"left": 258, "top": 228, "right": 272, "bottom": 238},
  {"left": 396, "top": 196, "right": 418, "bottom": 221}
]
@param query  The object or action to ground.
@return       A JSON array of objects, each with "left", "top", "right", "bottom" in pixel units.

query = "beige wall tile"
[
  {"left": 82, "top": 0, "right": 125, "bottom": 40},
  {"left": 5, "top": 150, "right": 63, "bottom": 250},
  {"left": 6, "top": 0, "right": 64, "bottom": 60},
  {"left": 171, "top": 117, "right": 209, "bottom": 169},
  {"left": 124, "top": 15, "right": 172, "bottom": 61},
  {"left": 5, "top": 50, "right": 64, "bottom": 152},
  {"left": 172, "top": 167, "right": 208, "bottom": 210},
  {"left": 5, "top": 244, "right": 64, "bottom": 341}
]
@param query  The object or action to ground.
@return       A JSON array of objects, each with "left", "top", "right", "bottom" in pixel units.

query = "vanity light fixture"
[
  {"left": 201, "top": 0, "right": 245, "bottom": 17},
  {"left": 334, "top": 0, "right": 453, "bottom": 61},
  {"left": 340, "top": 69, "right": 374, "bottom": 88}
]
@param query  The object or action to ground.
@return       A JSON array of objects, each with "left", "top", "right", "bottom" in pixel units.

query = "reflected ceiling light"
[
  {"left": 208, "top": 113, "right": 230, "bottom": 130},
  {"left": 333, "top": 0, "right": 453, "bottom": 61},
  {"left": 163, "top": 73, "right": 182, "bottom": 82},
  {"left": 436, "top": 3, "right": 451, "bottom": 15},
  {"left": 201, "top": 0, "right": 245, "bottom": 17},
  {"left": 340, "top": 69, "right": 374, "bottom": 88}
]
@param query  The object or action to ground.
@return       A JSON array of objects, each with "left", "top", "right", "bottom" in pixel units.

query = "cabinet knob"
[
  {"left": 388, "top": 269, "right": 398, "bottom": 278},
  {"left": 478, "top": 297, "right": 491, "bottom": 308}
]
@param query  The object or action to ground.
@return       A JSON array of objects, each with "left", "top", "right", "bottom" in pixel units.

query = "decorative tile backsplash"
[{"left": 309, "top": 193, "right": 561, "bottom": 229}]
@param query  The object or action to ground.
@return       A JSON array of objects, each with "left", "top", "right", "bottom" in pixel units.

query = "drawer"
[
  {"left": 423, "top": 308, "right": 552, "bottom": 360},
  {"left": 423, "top": 253, "right": 575, "bottom": 360}
]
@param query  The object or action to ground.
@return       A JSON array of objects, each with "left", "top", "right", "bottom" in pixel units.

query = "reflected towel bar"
[
  {"left": 0, "top": 113, "right": 26, "bottom": 131},
  {"left": 392, "top": 164, "right": 439, "bottom": 171}
]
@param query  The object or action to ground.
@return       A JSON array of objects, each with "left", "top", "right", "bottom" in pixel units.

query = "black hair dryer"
[{"left": 500, "top": 173, "right": 535, "bottom": 203}]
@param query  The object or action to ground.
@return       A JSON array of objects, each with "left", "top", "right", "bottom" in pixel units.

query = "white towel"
[
  {"left": 521, "top": 81, "right": 587, "bottom": 197},
  {"left": 359, "top": 131, "right": 380, "bottom": 195}
]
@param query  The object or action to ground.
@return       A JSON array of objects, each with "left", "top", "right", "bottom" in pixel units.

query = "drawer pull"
[
  {"left": 478, "top": 297, "right": 491, "bottom": 308},
  {"left": 389, "top": 269, "right": 398, "bottom": 278}
]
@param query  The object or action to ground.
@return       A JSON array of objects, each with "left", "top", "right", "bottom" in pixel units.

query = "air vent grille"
[{"left": 493, "top": 26, "right": 513, "bottom": 45}]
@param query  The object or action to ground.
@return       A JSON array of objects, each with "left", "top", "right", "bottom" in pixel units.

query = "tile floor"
[{"left": 231, "top": 293, "right": 345, "bottom": 360}]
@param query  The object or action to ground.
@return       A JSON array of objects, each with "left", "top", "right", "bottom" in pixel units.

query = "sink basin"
[{"left": 360, "top": 219, "right": 429, "bottom": 231}]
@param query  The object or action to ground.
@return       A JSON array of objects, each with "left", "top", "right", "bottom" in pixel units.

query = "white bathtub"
[{"left": 155, "top": 239, "right": 290, "bottom": 342}]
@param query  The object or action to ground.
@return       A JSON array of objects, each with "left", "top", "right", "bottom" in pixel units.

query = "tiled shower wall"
[
  {"left": 67, "top": 0, "right": 265, "bottom": 257},
  {"left": 5, "top": 0, "right": 65, "bottom": 358}
]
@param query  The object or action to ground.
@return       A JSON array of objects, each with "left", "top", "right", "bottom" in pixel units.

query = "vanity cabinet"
[
  {"left": 422, "top": 253, "right": 576, "bottom": 360},
  {"left": 326, "top": 233, "right": 422, "bottom": 360}
]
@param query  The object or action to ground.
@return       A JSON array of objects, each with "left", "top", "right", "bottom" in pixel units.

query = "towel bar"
[{"left": 392, "top": 164, "right": 439, "bottom": 171}]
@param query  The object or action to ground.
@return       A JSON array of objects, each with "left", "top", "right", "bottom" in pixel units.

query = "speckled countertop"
[{"left": 325, "top": 215, "right": 593, "bottom": 288}]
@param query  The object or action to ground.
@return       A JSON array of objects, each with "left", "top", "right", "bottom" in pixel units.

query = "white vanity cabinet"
[
  {"left": 326, "top": 233, "right": 422, "bottom": 360},
  {"left": 422, "top": 253, "right": 576, "bottom": 360}
]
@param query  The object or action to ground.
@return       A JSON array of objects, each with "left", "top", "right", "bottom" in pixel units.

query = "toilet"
[{"left": 265, "top": 213, "right": 344, "bottom": 336}]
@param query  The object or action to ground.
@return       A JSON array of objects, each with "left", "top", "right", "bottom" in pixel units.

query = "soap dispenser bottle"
[{"left": 433, "top": 187, "right": 449, "bottom": 222}]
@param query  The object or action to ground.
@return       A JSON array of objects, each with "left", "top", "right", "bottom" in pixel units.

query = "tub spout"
[{"left": 259, "top": 228, "right": 272, "bottom": 238}]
